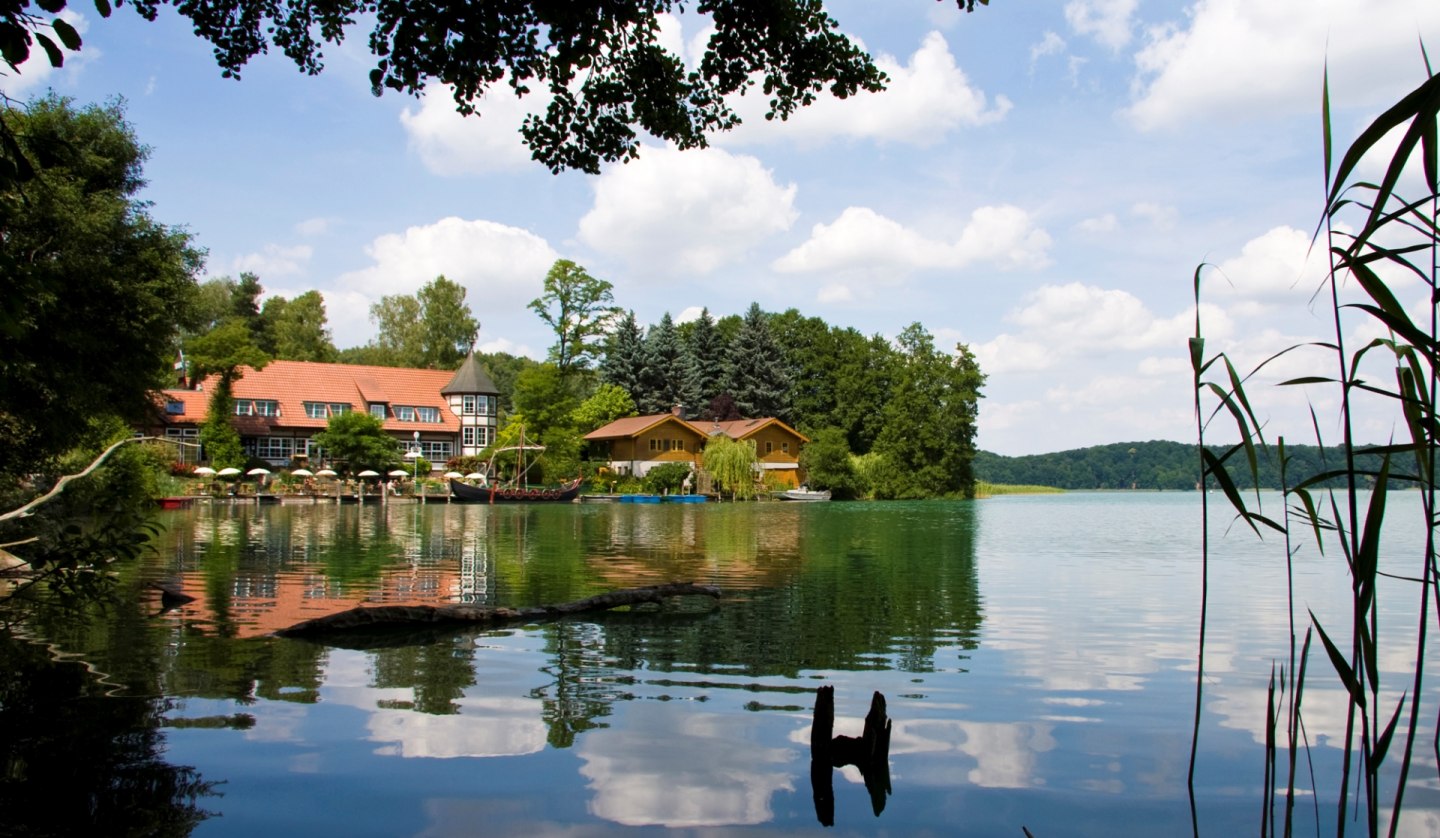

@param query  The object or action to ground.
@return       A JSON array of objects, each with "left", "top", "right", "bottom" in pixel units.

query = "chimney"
[{"left": 671, "top": 404, "right": 686, "bottom": 419}]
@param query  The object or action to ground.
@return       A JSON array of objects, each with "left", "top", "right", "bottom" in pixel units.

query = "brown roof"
[
  {"left": 583, "top": 413, "right": 809, "bottom": 444},
  {"left": 158, "top": 360, "right": 460, "bottom": 433},
  {"left": 583, "top": 413, "right": 706, "bottom": 441},
  {"left": 700, "top": 417, "right": 810, "bottom": 444}
]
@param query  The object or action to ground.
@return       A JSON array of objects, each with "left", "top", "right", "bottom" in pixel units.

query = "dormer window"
[
  {"left": 370, "top": 403, "right": 387, "bottom": 420},
  {"left": 165, "top": 400, "right": 185, "bottom": 415}
]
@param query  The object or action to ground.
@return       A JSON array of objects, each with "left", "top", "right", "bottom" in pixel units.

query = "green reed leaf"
[
  {"left": 1327, "top": 74, "right": 1440, "bottom": 231},
  {"left": 1373, "top": 694, "right": 1406, "bottom": 766},
  {"left": 1290, "top": 488, "right": 1327, "bottom": 555},
  {"left": 1311, "top": 612, "right": 1365, "bottom": 710},
  {"left": 1202, "top": 447, "right": 1260, "bottom": 536}
]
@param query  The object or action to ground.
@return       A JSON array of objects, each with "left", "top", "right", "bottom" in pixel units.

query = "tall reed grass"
[{"left": 1191, "top": 66, "right": 1439, "bottom": 836}]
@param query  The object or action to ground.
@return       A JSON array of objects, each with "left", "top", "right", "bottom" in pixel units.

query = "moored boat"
[
  {"left": 777, "top": 487, "right": 831, "bottom": 502},
  {"left": 450, "top": 477, "right": 583, "bottom": 503}
]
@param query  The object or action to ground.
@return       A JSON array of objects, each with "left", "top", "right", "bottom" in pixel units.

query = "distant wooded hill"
[{"left": 974, "top": 441, "right": 1397, "bottom": 491}]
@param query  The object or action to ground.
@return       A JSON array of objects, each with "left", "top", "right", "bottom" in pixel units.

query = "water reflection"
[{"left": 19, "top": 500, "right": 994, "bottom": 833}]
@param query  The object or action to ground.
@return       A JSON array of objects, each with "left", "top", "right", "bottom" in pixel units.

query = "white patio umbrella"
[
  {"left": 193, "top": 466, "right": 216, "bottom": 476},
  {"left": 315, "top": 469, "right": 337, "bottom": 478},
  {"left": 387, "top": 469, "right": 409, "bottom": 478},
  {"left": 246, "top": 468, "right": 271, "bottom": 477},
  {"left": 216, "top": 467, "right": 242, "bottom": 477},
  {"left": 291, "top": 468, "right": 314, "bottom": 477},
  {"left": 356, "top": 469, "right": 380, "bottom": 478},
  {"left": 443, "top": 471, "right": 463, "bottom": 479}
]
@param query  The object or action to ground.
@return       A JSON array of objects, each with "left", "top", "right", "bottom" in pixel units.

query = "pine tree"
[
  {"left": 599, "top": 310, "right": 647, "bottom": 404},
  {"left": 724, "top": 303, "right": 791, "bottom": 420},
  {"left": 685, "top": 307, "right": 726, "bottom": 417},
  {"left": 639, "top": 313, "right": 692, "bottom": 415}
]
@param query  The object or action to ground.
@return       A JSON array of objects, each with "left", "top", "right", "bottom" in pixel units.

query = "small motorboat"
[{"left": 778, "top": 486, "right": 831, "bottom": 502}]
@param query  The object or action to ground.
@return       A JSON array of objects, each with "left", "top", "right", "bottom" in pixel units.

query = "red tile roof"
[{"left": 158, "top": 360, "right": 462, "bottom": 433}]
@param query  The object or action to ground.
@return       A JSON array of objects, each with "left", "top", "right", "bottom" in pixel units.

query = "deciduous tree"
[
  {"left": 311, "top": 411, "right": 401, "bottom": 476},
  {"left": 529, "top": 260, "right": 620, "bottom": 377},
  {"left": 871, "top": 325, "right": 984, "bottom": 499},
  {"left": 185, "top": 318, "right": 270, "bottom": 468},
  {"left": 0, "top": 95, "right": 200, "bottom": 477},
  {"left": 0, "top": 2, "right": 1000, "bottom": 173}
]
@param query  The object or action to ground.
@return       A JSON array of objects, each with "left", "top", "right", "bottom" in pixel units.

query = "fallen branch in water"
[{"left": 274, "top": 582, "right": 722, "bottom": 638}]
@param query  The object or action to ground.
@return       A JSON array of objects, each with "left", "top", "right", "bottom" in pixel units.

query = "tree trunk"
[{"left": 274, "top": 582, "right": 721, "bottom": 638}]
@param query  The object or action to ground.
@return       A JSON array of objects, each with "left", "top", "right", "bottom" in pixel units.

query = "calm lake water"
[{"left": 8, "top": 492, "right": 1440, "bottom": 836}]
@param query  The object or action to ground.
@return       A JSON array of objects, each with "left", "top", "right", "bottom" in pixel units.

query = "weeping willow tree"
[{"left": 702, "top": 436, "right": 760, "bottom": 501}]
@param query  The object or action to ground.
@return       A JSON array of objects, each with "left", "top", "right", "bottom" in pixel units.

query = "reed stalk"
[{"left": 1192, "top": 66, "right": 1440, "bottom": 837}]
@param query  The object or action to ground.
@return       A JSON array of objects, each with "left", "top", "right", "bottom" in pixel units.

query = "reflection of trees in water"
[
  {"left": 371, "top": 641, "right": 478, "bottom": 715},
  {"left": 0, "top": 635, "right": 217, "bottom": 836},
  {"left": 533, "top": 621, "right": 622, "bottom": 749}
]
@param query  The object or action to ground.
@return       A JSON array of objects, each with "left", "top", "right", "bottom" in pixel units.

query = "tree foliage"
[
  {"left": 0, "top": 95, "right": 200, "bottom": 478},
  {"left": 638, "top": 312, "right": 690, "bottom": 414},
  {"left": 1, "top": 0, "right": 930, "bottom": 173},
  {"left": 311, "top": 411, "right": 400, "bottom": 476},
  {"left": 798, "top": 427, "right": 861, "bottom": 499},
  {"left": 724, "top": 303, "right": 791, "bottom": 422},
  {"left": 571, "top": 384, "right": 636, "bottom": 433},
  {"left": 599, "top": 310, "right": 647, "bottom": 398},
  {"left": 366, "top": 275, "right": 478, "bottom": 368},
  {"left": 185, "top": 318, "right": 270, "bottom": 468},
  {"left": 529, "top": 260, "right": 619, "bottom": 377},
  {"left": 871, "top": 325, "right": 984, "bottom": 499},
  {"left": 702, "top": 434, "right": 758, "bottom": 500}
]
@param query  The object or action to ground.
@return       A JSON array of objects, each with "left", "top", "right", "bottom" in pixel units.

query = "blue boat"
[{"left": 619, "top": 492, "right": 662, "bottom": 506}]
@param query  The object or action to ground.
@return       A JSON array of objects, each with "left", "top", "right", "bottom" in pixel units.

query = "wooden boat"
[
  {"left": 449, "top": 427, "right": 581, "bottom": 503},
  {"left": 778, "top": 487, "right": 831, "bottom": 502},
  {"left": 157, "top": 496, "right": 196, "bottom": 510},
  {"left": 450, "top": 477, "right": 583, "bottom": 503}
]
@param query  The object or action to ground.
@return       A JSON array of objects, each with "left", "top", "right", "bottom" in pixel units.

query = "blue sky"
[{"left": 8, "top": 0, "right": 1440, "bottom": 456}]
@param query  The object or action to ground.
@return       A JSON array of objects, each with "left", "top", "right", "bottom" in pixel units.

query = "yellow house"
[
  {"left": 583, "top": 410, "right": 708, "bottom": 477},
  {"left": 699, "top": 418, "right": 810, "bottom": 489},
  {"left": 584, "top": 409, "right": 810, "bottom": 489}
]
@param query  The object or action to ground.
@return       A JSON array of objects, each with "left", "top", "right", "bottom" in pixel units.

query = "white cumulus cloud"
[
  {"left": 774, "top": 204, "right": 1051, "bottom": 277},
  {"left": 400, "top": 84, "right": 540, "bottom": 175},
  {"left": 1066, "top": 0, "right": 1139, "bottom": 50},
  {"left": 577, "top": 145, "right": 797, "bottom": 276},
  {"left": 329, "top": 217, "right": 559, "bottom": 347},
  {"left": 1127, "top": 0, "right": 1440, "bottom": 131},
  {"left": 718, "top": 31, "right": 1011, "bottom": 148}
]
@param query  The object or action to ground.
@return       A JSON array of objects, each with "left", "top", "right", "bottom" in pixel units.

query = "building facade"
[
  {"left": 148, "top": 356, "right": 502, "bottom": 470},
  {"left": 584, "top": 408, "right": 810, "bottom": 488}
]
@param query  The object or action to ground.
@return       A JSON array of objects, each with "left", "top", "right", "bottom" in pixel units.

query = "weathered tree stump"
[
  {"left": 810, "top": 686, "right": 893, "bottom": 826},
  {"left": 273, "top": 582, "right": 721, "bottom": 639}
]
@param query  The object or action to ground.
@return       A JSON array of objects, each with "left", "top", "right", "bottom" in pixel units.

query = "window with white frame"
[
  {"left": 462, "top": 427, "right": 476, "bottom": 446},
  {"left": 416, "top": 406, "right": 440, "bottom": 423},
  {"left": 462, "top": 395, "right": 476, "bottom": 415},
  {"left": 370, "top": 403, "right": 387, "bottom": 420},
  {"left": 304, "top": 402, "right": 327, "bottom": 419},
  {"left": 419, "top": 441, "right": 451, "bottom": 461},
  {"left": 395, "top": 405, "right": 415, "bottom": 421}
]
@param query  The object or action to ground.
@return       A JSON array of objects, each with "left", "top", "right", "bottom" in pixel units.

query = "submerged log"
[{"left": 274, "top": 582, "right": 721, "bottom": 638}]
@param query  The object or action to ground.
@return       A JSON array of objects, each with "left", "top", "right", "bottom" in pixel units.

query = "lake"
[{"left": 6, "top": 492, "right": 1440, "bottom": 836}]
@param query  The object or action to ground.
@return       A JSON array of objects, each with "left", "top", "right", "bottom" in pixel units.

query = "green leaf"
[
  {"left": 36, "top": 0, "right": 66, "bottom": 13},
  {"left": 51, "top": 17, "right": 81, "bottom": 52},
  {"left": 1311, "top": 612, "right": 1365, "bottom": 710},
  {"left": 35, "top": 32, "right": 62, "bottom": 67},
  {"left": 93, "top": 0, "right": 111, "bottom": 18},
  {"left": 1372, "top": 694, "right": 1406, "bottom": 766}
]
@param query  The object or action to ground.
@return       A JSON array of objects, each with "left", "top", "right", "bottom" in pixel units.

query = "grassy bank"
[{"left": 974, "top": 481, "right": 1064, "bottom": 498}]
